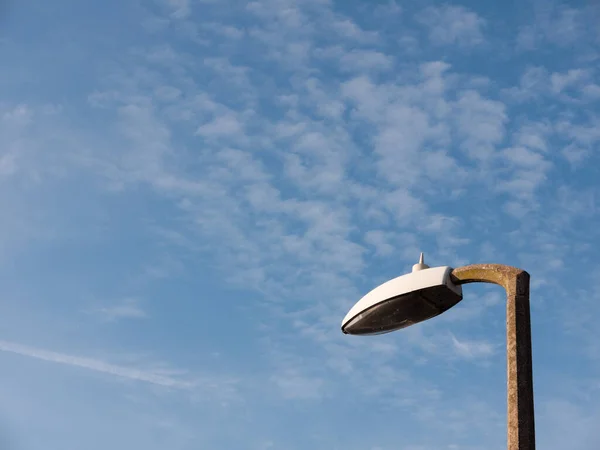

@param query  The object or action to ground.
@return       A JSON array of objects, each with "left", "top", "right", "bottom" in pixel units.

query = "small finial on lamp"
[{"left": 412, "top": 252, "right": 430, "bottom": 272}]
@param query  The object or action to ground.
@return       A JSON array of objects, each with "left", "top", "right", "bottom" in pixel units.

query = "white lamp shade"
[{"left": 341, "top": 266, "right": 462, "bottom": 335}]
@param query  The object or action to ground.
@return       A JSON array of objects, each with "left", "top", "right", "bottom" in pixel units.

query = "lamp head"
[{"left": 341, "top": 255, "right": 462, "bottom": 336}]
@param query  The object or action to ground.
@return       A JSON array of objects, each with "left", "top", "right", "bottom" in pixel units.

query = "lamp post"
[{"left": 341, "top": 254, "right": 535, "bottom": 450}]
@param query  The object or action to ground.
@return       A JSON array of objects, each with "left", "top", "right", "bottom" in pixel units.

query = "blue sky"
[{"left": 1, "top": 0, "right": 600, "bottom": 448}]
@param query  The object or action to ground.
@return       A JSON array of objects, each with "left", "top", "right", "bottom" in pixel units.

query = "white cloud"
[
  {"left": 504, "top": 66, "right": 598, "bottom": 105},
  {"left": 95, "top": 298, "right": 148, "bottom": 321},
  {"left": 517, "top": 5, "right": 585, "bottom": 50},
  {"left": 2, "top": 104, "right": 32, "bottom": 127},
  {"left": 453, "top": 90, "right": 507, "bottom": 160},
  {"left": 364, "top": 230, "right": 395, "bottom": 256},
  {"left": 502, "top": 66, "right": 549, "bottom": 102},
  {"left": 0, "top": 152, "right": 17, "bottom": 176},
  {"left": 203, "top": 58, "right": 252, "bottom": 90},
  {"left": 145, "top": 44, "right": 182, "bottom": 65},
  {"left": 562, "top": 144, "right": 589, "bottom": 166},
  {"left": 554, "top": 116, "right": 600, "bottom": 168},
  {"left": 416, "top": 5, "right": 485, "bottom": 47},
  {"left": 373, "top": 1, "right": 402, "bottom": 17},
  {"left": 502, "top": 146, "right": 548, "bottom": 172},
  {"left": 492, "top": 120, "right": 552, "bottom": 212},
  {"left": 450, "top": 334, "right": 495, "bottom": 359},
  {"left": 515, "top": 122, "right": 550, "bottom": 152},
  {"left": 582, "top": 83, "right": 600, "bottom": 99},
  {"left": 339, "top": 49, "right": 393, "bottom": 72},
  {"left": 196, "top": 113, "right": 244, "bottom": 137},
  {"left": 165, "top": 0, "right": 191, "bottom": 19},
  {"left": 331, "top": 18, "right": 379, "bottom": 43},
  {"left": 202, "top": 22, "right": 245, "bottom": 39},
  {"left": 551, "top": 69, "right": 590, "bottom": 93},
  {"left": 154, "top": 85, "right": 182, "bottom": 102}
]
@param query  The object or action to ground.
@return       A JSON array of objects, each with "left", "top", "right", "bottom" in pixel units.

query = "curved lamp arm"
[{"left": 451, "top": 264, "right": 535, "bottom": 450}]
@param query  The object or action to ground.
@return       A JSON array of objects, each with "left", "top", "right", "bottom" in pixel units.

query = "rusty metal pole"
[{"left": 451, "top": 264, "right": 535, "bottom": 450}]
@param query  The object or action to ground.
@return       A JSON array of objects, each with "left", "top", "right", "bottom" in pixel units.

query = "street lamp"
[{"left": 341, "top": 253, "right": 535, "bottom": 450}]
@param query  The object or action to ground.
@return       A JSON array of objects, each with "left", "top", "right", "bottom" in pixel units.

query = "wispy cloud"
[
  {"left": 0, "top": 340, "right": 193, "bottom": 389},
  {"left": 94, "top": 298, "right": 148, "bottom": 321},
  {"left": 3, "top": 0, "right": 600, "bottom": 447},
  {"left": 164, "top": 0, "right": 191, "bottom": 19},
  {"left": 271, "top": 369, "right": 325, "bottom": 400},
  {"left": 416, "top": 5, "right": 486, "bottom": 47},
  {"left": 517, "top": 3, "right": 587, "bottom": 51},
  {"left": 450, "top": 333, "right": 496, "bottom": 359}
]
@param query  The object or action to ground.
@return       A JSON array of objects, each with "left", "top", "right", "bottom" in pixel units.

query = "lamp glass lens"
[
  {"left": 342, "top": 292, "right": 436, "bottom": 335},
  {"left": 342, "top": 286, "right": 462, "bottom": 335}
]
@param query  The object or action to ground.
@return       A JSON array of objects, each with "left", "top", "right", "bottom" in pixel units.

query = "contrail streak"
[{"left": 0, "top": 340, "right": 194, "bottom": 389}]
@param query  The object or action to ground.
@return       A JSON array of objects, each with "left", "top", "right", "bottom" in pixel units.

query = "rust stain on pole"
[{"left": 451, "top": 264, "right": 536, "bottom": 450}]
